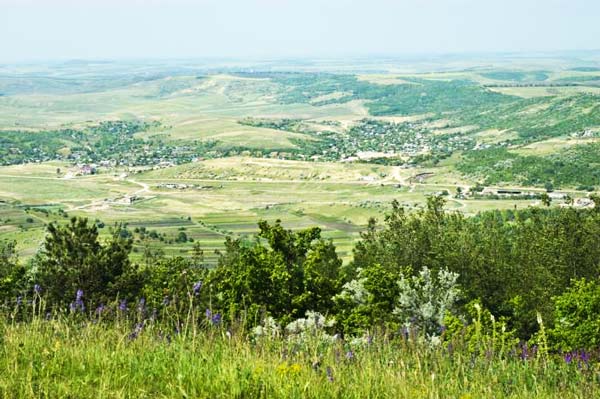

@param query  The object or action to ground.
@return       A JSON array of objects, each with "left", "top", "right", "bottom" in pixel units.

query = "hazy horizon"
[{"left": 2, "top": 0, "right": 600, "bottom": 63}]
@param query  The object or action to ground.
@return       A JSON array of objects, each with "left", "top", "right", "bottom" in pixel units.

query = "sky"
[{"left": 1, "top": 0, "right": 599, "bottom": 62}]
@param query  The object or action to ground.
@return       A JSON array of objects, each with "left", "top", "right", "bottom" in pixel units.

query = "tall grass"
[{"left": 0, "top": 299, "right": 597, "bottom": 398}]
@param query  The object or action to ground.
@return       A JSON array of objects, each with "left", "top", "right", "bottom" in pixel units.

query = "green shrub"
[{"left": 550, "top": 278, "right": 600, "bottom": 351}]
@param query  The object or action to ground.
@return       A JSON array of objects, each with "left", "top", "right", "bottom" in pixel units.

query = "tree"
[
  {"left": 0, "top": 240, "right": 26, "bottom": 301},
  {"left": 36, "top": 217, "right": 140, "bottom": 307},
  {"left": 540, "top": 192, "right": 552, "bottom": 207},
  {"left": 208, "top": 220, "right": 342, "bottom": 325}
]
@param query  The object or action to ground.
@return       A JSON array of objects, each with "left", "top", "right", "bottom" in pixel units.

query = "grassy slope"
[{"left": 0, "top": 317, "right": 594, "bottom": 398}]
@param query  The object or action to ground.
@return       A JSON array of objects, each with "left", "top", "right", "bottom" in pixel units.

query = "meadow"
[{"left": 1, "top": 303, "right": 596, "bottom": 399}]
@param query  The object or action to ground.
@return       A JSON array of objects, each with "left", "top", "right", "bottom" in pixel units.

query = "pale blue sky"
[{"left": 1, "top": 0, "right": 599, "bottom": 62}]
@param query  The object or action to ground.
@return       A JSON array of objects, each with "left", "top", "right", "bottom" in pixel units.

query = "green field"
[{"left": 2, "top": 56, "right": 600, "bottom": 262}]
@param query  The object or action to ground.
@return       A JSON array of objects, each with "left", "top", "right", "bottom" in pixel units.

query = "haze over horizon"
[{"left": 1, "top": 0, "right": 600, "bottom": 63}]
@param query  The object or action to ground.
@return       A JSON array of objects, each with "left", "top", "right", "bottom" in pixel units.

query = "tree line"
[{"left": 2, "top": 197, "right": 600, "bottom": 352}]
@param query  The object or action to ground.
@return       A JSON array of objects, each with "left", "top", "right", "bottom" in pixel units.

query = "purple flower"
[
  {"left": 74, "top": 289, "right": 85, "bottom": 312},
  {"left": 519, "top": 343, "right": 529, "bottom": 360},
  {"left": 579, "top": 350, "right": 590, "bottom": 368},
  {"left": 326, "top": 366, "right": 334, "bottom": 382},
  {"left": 211, "top": 313, "right": 222, "bottom": 325},
  {"left": 193, "top": 281, "right": 203, "bottom": 296},
  {"left": 34, "top": 284, "right": 41, "bottom": 294},
  {"left": 128, "top": 322, "right": 144, "bottom": 340},
  {"left": 95, "top": 304, "right": 106, "bottom": 315},
  {"left": 205, "top": 308, "right": 212, "bottom": 319},
  {"left": 564, "top": 352, "right": 573, "bottom": 364},
  {"left": 345, "top": 350, "right": 354, "bottom": 361},
  {"left": 119, "top": 299, "right": 128, "bottom": 312}
]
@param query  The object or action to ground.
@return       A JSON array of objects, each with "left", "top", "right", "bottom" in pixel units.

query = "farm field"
[{"left": 2, "top": 56, "right": 600, "bottom": 263}]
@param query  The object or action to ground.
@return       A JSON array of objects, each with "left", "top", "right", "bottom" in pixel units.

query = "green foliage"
[
  {"left": 141, "top": 256, "right": 207, "bottom": 309},
  {"left": 208, "top": 220, "right": 341, "bottom": 325},
  {"left": 445, "top": 301, "right": 519, "bottom": 358},
  {"left": 550, "top": 278, "right": 600, "bottom": 351},
  {"left": 35, "top": 217, "right": 141, "bottom": 307},
  {"left": 352, "top": 197, "right": 600, "bottom": 338},
  {"left": 0, "top": 240, "right": 26, "bottom": 302},
  {"left": 458, "top": 145, "right": 600, "bottom": 188}
]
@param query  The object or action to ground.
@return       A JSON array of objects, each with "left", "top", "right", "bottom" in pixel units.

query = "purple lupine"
[
  {"left": 95, "top": 304, "right": 106, "bottom": 315},
  {"left": 345, "top": 350, "right": 354, "bottom": 361},
  {"left": 193, "top": 281, "right": 203, "bottom": 296},
  {"left": 579, "top": 350, "right": 590, "bottom": 369},
  {"left": 564, "top": 352, "right": 573, "bottom": 364},
  {"left": 33, "top": 284, "right": 41, "bottom": 294},
  {"left": 75, "top": 290, "right": 85, "bottom": 312},
  {"left": 326, "top": 366, "right": 334, "bottom": 382},
  {"left": 211, "top": 313, "right": 222, "bottom": 325},
  {"left": 128, "top": 322, "right": 144, "bottom": 340},
  {"left": 205, "top": 308, "right": 212, "bottom": 319},
  {"left": 519, "top": 343, "right": 529, "bottom": 360},
  {"left": 119, "top": 299, "right": 128, "bottom": 312},
  {"left": 401, "top": 326, "right": 409, "bottom": 340}
]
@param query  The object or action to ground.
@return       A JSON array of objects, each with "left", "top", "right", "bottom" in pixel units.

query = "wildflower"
[
  {"left": 579, "top": 350, "right": 590, "bottom": 368},
  {"left": 193, "top": 281, "right": 202, "bottom": 296},
  {"left": 519, "top": 343, "right": 529, "bottom": 360},
  {"left": 137, "top": 298, "right": 146, "bottom": 313},
  {"left": 211, "top": 313, "right": 222, "bottom": 325},
  {"left": 289, "top": 363, "right": 302, "bottom": 374},
  {"left": 95, "top": 304, "right": 106, "bottom": 315},
  {"left": 326, "top": 366, "right": 334, "bottom": 382},
  {"left": 128, "top": 322, "right": 144, "bottom": 340},
  {"left": 205, "top": 308, "right": 212, "bottom": 319},
  {"left": 564, "top": 352, "right": 573, "bottom": 364},
  {"left": 119, "top": 299, "right": 128, "bottom": 312},
  {"left": 74, "top": 290, "right": 85, "bottom": 312},
  {"left": 345, "top": 350, "right": 354, "bottom": 361},
  {"left": 34, "top": 284, "right": 41, "bottom": 294}
]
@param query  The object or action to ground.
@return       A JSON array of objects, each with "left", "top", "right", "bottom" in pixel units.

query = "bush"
[{"left": 550, "top": 278, "right": 600, "bottom": 351}]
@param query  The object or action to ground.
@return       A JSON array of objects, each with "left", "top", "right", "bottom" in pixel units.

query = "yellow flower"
[
  {"left": 288, "top": 363, "right": 302, "bottom": 374},
  {"left": 276, "top": 363, "right": 288, "bottom": 375}
]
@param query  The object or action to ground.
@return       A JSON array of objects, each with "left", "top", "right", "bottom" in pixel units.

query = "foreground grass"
[{"left": 0, "top": 317, "right": 597, "bottom": 398}]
